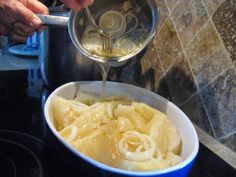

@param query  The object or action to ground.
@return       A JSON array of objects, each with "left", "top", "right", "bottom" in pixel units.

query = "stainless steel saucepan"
[{"left": 38, "top": 0, "right": 158, "bottom": 67}]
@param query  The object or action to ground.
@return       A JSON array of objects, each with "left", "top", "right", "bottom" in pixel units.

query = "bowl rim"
[{"left": 44, "top": 81, "right": 199, "bottom": 176}]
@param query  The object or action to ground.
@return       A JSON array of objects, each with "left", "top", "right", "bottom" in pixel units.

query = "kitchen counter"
[
  {"left": 0, "top": 70, "right": 235, "bottom": 177},
  {"left": 0, "top": 50, "right": 39, "bottom": 71}
]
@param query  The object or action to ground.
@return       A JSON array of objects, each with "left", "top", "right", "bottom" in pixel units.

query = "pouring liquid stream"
[
  {"left": 97, "top": 30, "right": 112, "bottom": 99},
  {"left": 97, "top": 63, "right": 110, "bottom": 99}
]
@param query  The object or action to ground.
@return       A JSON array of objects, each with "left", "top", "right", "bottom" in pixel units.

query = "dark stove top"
[
  {"left": 0, "top": 70, "right": 235, "bottom": 177},
  {"left": 0, "top": 130, "right": 47, "bottom": 177}
]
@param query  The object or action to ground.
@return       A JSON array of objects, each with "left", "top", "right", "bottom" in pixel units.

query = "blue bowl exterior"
[{"left": 99, "top": 156, "right": 197, "bottom": 177}]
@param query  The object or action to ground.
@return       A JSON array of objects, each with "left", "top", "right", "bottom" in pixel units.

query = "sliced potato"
[{"left": 51, "top": 96, "right": 73, "bottom": 130}]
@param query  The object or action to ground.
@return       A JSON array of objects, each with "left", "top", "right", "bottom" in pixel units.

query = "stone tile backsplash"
[
  {"left": 180, "top": 93, "right": 214, "bottom": 136},
  {"left": 119, "top": 0, "right": 236, "bottom": 152},
  {"left": 221, "top": 133, "right": 236, "bottom": 152},
  {"left": 213, "top": 0, "right": 236, "bottom": 61},
  {"left": 170, "top": 0, "right": 208, "bottom": 48},
  {"left": 165, "top": 53, "right": 198, "bottom": 106},
  {"left": 185, "top": 20, "right": 232, "bottom": 88},
  {"left": 201, "top": 0, "right": 225, "bottom": 15},
  {"left": 165, "top": 0, "right": 178, "bottom": 12},
  {"left": 154, "top": 18, "right": 183, "bottom": 71},
  {"left": 154, "top": 0, "right": 169, "bottom": 34},
  {"left": 140, "top": 42, "right": 164, "bottom": 91},
  {"left": 200, "top": 66, "right": 236, "bottom": 139}
]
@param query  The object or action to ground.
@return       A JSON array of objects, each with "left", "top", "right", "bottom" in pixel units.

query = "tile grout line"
[
  {"left": 220, "top": 130, "right": 236, "bottom": 141},
  {"left": 209, "top": 17, "right": 232, "bottom": 62},
  {"left": 179, "top": 86, "right": 217, "bottom": 138},
  {"left": 211, "top": 0, "right": 225, "bottom": 15},
  {"left": 155, "top": 0, "right": 179, "bottom": 37},
  {"left": 199, "top": 0, "right": 211, "bottom": 16},
  {"left": 181, "top": 18, "right": 210, "bottom": 50},
  {"left": 164, "top": 0, "right": 179, "bottom": 15},
  {"left": 154, "top": 15, "right": 170, "bottom": 38},
  {"left": 154, "top": 20, "right": 166, "bottom": 38},
  {"left": 199, "top": 61, "right": 235, "bottom": 92},
  {"left": 201, "top": 0, "right": 226, "bottom": 18},
  {"left": 161, "top": 49, "right": 185, "bottom": 75},
  {"left": 140, "top": 48, "right": 165, "bottom": 88},
  {"left": 152, "top": 52, "right": 170, "bottom": 96},
  {"left": 163, "top": 0, "right": 171, "bottom": 17},
  {"left": 198, "top": 89, "right": 218, "bottom": 138},
  {"left": 168, "top": 0, "right": 210, "bottom": 49},
  {"left": 156, "top": 53, "right": 165, "bottom": 77},
  {"left": 152, "top": 43, "right": 165, "bottom": 70},
  {"left": 178, "top": 91, "right": 199, "bottom": 108}
]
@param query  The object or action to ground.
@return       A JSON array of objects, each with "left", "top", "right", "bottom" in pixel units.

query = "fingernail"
[
  {"left": 89, "top": 0, "right": 94, "bottom": 5},
  {"left": 30, "top": 18, "right": 41, "bottom": 27}
]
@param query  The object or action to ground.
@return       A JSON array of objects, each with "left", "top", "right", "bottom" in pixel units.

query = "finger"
[
  {"left": 11, "top": 27, "right": 34, "bottom": 37},
  {"left": 10, "top": 31, "right": 27, "bottom": 43},
  {"left": 62, "top": 0, "right": 82, "bottom": 11},
  {"left": 0, "top": 25, "right": 7, "bottom": 35},
  {"left": 14, "top": 1, "right": 42, "bottom": 28},
  {"left": 77, "top": 0, "right": 94, "bottom": 7},
  {"left": 14, "top": 22, "right": 35, "bottom": 34},
  {"left": 19, "top": 0, "right": 49, "bottom": 14}
]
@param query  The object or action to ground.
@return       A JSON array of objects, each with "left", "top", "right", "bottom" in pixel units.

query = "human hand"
[
  {"left": 62, "top": 0, "right": 94, "bottom": 11},
  {"left": 0, "top": 0, "right": 48, "bottom": 42}
]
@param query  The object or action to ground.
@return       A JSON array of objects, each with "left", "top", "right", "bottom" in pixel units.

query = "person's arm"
[
  {"left": 62, "top": 0, "right": 94, "bottom": 11},
  {"left": 0, "top": 0, "right": 48, "bottom": 42}
]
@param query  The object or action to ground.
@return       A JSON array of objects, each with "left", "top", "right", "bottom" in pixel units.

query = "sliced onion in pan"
[{"left": 99, "top": 10, "right": 127, "bottom": 36}]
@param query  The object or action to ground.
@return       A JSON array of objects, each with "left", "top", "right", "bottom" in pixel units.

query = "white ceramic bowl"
[{"left": 44, "top": 81, "right": 199, "bottom": 177}]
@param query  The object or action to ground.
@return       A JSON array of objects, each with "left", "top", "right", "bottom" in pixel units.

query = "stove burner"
[
  {"left": 0, "top": 130, "right": 106, "bottom": 177},
  {"left": 0, "top": 154, "right": 16, "bottom": 177},
  {"left": 0, "top": 139, "right": 43, "bottom": 177},
  {"left": 0, "top": 130, "right": 50, "bottom": 177}
]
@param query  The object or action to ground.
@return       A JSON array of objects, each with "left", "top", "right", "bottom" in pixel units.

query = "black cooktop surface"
[{"left": 0, "top": 70, "right": 235, "bottom": 177}]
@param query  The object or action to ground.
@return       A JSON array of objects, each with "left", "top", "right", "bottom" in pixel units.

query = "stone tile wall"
[{"left": 113, "top": 0, "right": 236, "bottom": 152}]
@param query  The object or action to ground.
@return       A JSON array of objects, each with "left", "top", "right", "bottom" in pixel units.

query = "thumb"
[{"left": 14, "top": 1, "right": 42, "bottom": 28}]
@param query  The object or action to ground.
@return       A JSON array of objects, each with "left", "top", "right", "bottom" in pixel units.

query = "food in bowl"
[
  {"left": 44, "top": 81, "right": 199, "bottom": 177},
  {"left": 50, "top": 93, "right": 182, "bottom": 171},
  {"left": 81, "top": 0, "right": 150, "bottom": 58}
]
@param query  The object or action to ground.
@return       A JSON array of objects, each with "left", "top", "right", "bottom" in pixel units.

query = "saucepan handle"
[{"left": 37, "top": 14, "right": 69, "bottom": 27}]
